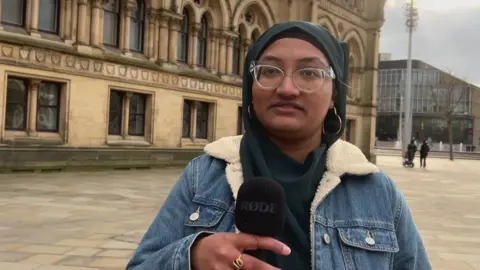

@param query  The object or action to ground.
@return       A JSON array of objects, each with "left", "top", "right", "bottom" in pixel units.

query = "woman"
[{"left": 126, "top": 21, "right": 431, "bottom": 270}]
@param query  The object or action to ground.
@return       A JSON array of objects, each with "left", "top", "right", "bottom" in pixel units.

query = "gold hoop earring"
[{"left": 322, "top": 107, "right": 342, "bottom": 135}]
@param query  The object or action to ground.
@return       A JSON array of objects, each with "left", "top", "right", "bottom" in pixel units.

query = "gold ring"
[{"left": 232, "top": 254, "right": 244, "bottom": 269}]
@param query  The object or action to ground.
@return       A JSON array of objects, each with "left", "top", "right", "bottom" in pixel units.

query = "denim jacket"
[{"left": 126, "top": 136, "right": 431, "bottom": 270}]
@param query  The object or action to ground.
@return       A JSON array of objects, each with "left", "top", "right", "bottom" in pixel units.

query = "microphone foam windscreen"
[{"left": 234, "top": 177, "right": 287, "bottom": 237}]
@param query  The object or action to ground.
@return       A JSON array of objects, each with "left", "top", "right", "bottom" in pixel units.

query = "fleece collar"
[{"left": 204, "top": 135, "right": 378, "bottom": 200}]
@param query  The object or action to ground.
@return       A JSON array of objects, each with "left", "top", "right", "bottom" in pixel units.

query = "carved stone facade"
[{"left": 0, "top": 0, "right": 385, "bottom": 170}]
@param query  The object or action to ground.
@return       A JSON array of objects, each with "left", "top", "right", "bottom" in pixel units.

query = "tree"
[{"left": 429, "top": 72, "right": 473, "bottom": 161}]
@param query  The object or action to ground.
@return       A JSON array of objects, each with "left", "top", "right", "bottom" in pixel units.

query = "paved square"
[{"left": 0, "top": 156, "right": 479, "bottom": 270}]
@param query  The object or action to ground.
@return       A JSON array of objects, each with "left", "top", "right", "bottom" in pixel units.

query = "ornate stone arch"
[
  {"left": 200, "top": 9, "right": 217, "bottom": 28},
  {"left": 172, "top": 0, "right": 230, "bottom": 28},
  {"left": 317, "top": 16, "right": 338, "bottom": 38},
  {"left": 232, "top": 0, "right": 275, "bottom": 30},
  {"left": 179, "top": 2, "right": 198, "bottom": 22},
  {"left": 206, "top": 0, "right": 231, "bottom": 29},
  {"left": 342, "top": 29, "right": 366, "bottom": 66},
  {"left": 344, "top": 34, "right": 364, "bottom": 100}
]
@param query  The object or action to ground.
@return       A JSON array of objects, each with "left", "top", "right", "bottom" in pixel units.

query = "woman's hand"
[{"left": 191, "top": 232, "right": 291, "bottom": 270}]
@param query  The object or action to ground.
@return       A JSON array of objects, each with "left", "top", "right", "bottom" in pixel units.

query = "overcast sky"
[{"left": 380, "top": 0, "right": 480, "bottom": 86}]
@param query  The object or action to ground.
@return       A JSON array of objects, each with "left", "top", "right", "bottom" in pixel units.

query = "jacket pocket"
[
  {"left": 338, "top": 226, "right": 399, "bottom": 270},
  {"left": 183, "top": 195, "right": 231, "bottom": 232}
]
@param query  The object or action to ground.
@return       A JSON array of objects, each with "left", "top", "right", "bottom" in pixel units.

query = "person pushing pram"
[{"left": 403, "top": 140, "right": 418, "bottom": 167}]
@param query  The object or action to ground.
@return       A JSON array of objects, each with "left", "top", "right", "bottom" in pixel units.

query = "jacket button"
[
  {"left": 323, "top": 233, "right": 331, "bottom": 245},
  {"left": 365, "top": 231, "right": 375, "bottom": 245},
  {"left": 189, "top": 207, "right": 200, "bottom": 221}
]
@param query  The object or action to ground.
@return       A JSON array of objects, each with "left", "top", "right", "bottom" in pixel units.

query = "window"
[
  {"left": 1, "top": 0, "right": 25, "bottom": 26},
  {"left": 108, "top": 90, "right": 124, "bottom": 135},
  {"left": 130, "top": 0, "right": 144, "bottom": 52},
  {"left": 4, "top": 77, "right": 64, "bottom": 134},
  {"left": 103, "top": 0, "right": 120, "bottom": 47},
  {"left": 177, "top": 9, "right": 189, "bottom": 62},
  {"left": 182, "top": 100, "right": 192, "bottom": 138},
  {"left": 232, "top": 37, "right": 241, "bottom": 75},
  {"left": 237, "top": 106, "right": 244, "bottom": 135},
  {"left": 108, "top": 90, "right": 148, "bottom": 137},
  {"left": 36, "top": 81, "right": 61, "bottom": 132},
  {"left": 5, "top": 77, "right": 28, "bottom": 131},
  {"left": 195, "top": 102, "right": 209, "bottom": 139},
  {"left": 38, "top": 0, "right": 59, "bottom": 33},
  {"left": 182, "top": 100, "right": 213, "bottom": 140},
  {"left": 196, "top": 16, "right": 208, "bottom": 66},
  {"left": 128, "top": 93, "right": 146, "bottom": 136}
]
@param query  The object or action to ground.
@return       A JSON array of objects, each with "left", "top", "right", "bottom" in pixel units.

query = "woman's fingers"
[{"left": 232, "top": 233, "right": 291, "bottom": 256}]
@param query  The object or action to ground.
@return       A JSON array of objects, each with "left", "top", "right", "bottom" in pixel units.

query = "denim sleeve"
[
  {"left": 392, "top": 188, "right": 432, "bottom": 270},
  {"left": 126, "top": 157, "right": 210, "bottom": 270}
]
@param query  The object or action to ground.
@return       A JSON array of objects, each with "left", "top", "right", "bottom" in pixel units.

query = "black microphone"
[{"left": 234, "top": 177, "right": 287, "bottom": 260}]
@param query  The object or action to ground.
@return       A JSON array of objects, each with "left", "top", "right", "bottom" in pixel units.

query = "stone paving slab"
[{"left": 0, "top": 157, "right": 479, "bottom": 269}]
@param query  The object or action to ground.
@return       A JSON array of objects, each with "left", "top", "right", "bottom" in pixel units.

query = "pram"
[{"left": 402, "top": 151, "right": 415, "bottom": 168}]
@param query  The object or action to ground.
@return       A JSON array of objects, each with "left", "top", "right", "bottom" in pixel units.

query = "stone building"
[{"left": 0, "top": 0, "right": 385, "bottom": 171}]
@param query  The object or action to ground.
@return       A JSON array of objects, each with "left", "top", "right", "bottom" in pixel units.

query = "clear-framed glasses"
[{"left": 249, "top": 61, "right": 336, "bottom": 93}]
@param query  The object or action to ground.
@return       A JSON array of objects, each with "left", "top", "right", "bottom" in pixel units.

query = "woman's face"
[{"left": 252, "top": 38, "right": 334, "bottom": 139}]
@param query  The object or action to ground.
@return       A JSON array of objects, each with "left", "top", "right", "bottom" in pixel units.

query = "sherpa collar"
[{"left": 204, "top": 135, "right": 378, "bottom": 200}]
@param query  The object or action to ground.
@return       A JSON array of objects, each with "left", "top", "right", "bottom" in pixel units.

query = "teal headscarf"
[{"left": 239, "top": 21, "right": 349, "bottom": 268}]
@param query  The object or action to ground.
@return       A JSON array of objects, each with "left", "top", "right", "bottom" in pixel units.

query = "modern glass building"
[{"left": 376, "top": 60, "right": 474, "bottom": 144}]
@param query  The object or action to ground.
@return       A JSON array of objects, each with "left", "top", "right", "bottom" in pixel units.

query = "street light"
[{"left": 402, "top": 0, "right": 419, "bottom": 159}]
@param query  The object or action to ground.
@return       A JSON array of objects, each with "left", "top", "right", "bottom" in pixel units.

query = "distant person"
[
  {"left": 420, "top": 141, "right": 430, "bottom": 168},
  {"left": 407, "top": 140, "right": 417, "bottom": 163}
]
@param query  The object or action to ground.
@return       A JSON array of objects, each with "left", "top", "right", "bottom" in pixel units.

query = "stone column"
[
  {"left": 158, "top": 16, "right": 169, "bottom": 62},
  {"left": 122, "top": 93, "right": 132, "bottom": 138},
  {"left": 168, "top": 18, "right": 181, "bottom": 63},
  {"left": 146, "top": 10, "right": 156, "bottom": 59},
  {"left": 218, "top": 34, "right": 227, "bottom": 73},
  {"left": 28, "top": 0, "right": 40, "bottom": 35},
  {"left": 206, "top": 30, "right": 216, "bottom": 71},
  {"left": 189, "top": 23, "right": 200, "bottom": 66},
  {"left": 226, "top": 37, "right": 234, "bottom": 74},
  {"left": 28, "top": 79, "right": 41, "bottom": 136},
  {"left": 62, "top": 0, "right": 73, "bottom": 40},
  {"left": 90, "top": 0, "right": 103, "bottom": 48},
  {"left": 241, "top": 39, "right": 251, "bottom": 76},
  {"left": 212, "top": 31, "right": 220, "bottom": 71},
  {"left": 152, "top": 14, "right": 160, "bottom": 60},
  {"left": 71, "top": 0, "right": 78, "bottom": 40},
  {"left": 121, "top": 1, "right": 135, "bottom": 54},
  {"left": 76, "top": 0, "right": 89, "bottom": 45}
]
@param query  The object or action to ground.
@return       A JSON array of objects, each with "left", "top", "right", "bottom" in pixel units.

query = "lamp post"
[
  {"left": 403, "top": 0, "right": 419, "bottom": 158},
  {"left": 396, "top": 74, "right": 405, "bottom": 150}
]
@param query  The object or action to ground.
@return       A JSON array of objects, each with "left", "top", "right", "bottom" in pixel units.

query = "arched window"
[
  {"left": 38, "top": 0, "right": 59, "bottom": 34},
  {"left": 177, "top": 9, "right": 189, "bottom": 62},
  {"left": 130, "top": 0, "right": 145, "bottom": 52},
  {"left": 196, "top": 16, "right": 208, "bottom": 66},
  {"left": 1, "top": 0, "right": 26, "bottom": 27},
  {"left": 103, "top": 0, "right": 120, "bottom": 47}
]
